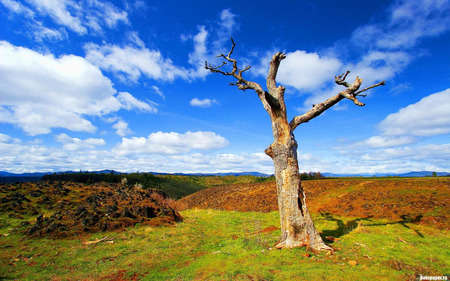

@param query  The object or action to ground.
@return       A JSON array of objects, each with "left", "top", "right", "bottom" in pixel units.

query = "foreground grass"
[{"left": 1, "top": 209, "right": 448, "bottom": 280}]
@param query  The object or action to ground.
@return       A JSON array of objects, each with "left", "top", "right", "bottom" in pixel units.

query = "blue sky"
[{"left": 1, "top": 0, "right": 449, "bottom": 174}]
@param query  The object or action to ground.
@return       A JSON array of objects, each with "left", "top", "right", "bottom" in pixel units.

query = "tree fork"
[{"left": 205, "top": 38, "right": 385, "bottom": 251}]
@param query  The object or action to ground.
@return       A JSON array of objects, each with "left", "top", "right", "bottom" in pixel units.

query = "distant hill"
[{"left": 322, "top": 171, "right": 450, "bottom": 178}]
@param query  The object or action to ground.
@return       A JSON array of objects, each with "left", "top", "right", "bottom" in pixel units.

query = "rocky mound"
[
  {"left": 0, "top": 181, "right": 182, "bottom": 238},
  {"left": 179, "top": 178, "right": 450, "bottom": 229}
]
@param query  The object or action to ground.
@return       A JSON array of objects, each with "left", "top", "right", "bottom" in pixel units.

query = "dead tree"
[{"left": 205, "top": 38, "right": 385, "bottom": 251}]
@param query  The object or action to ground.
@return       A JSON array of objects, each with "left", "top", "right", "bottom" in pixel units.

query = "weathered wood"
[
  {"left": 205, "top": 38, "right": 385, "bottom": 251},
  {"left": 81, "top": 236, "right": 114, "bottom": 245}
]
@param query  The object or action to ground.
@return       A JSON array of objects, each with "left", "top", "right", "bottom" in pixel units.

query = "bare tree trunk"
[
  {"left": 265, "top": 118, "right": 331, "bottom": 250},
  {"left": 205, "top": 38, "right": 385, "bottom": 251}
]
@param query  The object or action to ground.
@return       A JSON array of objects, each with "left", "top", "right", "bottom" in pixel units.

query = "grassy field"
[{"left": 1, "top": 208, "right": 448, "bottom": 280}]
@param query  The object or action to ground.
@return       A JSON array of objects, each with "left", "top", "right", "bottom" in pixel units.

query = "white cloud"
[
  {"left": 114, "top": 131, "right": 230, "bottom": 155},
  {"left": 379, "top": 89, "right": 450, "bottom": 136},
  {"left": 87, "top": 0, "right": 129, "bottom": 29},
  {"left": 190, "top": 98, "right": 219, "bottom": 108},
  {"left": 212, "top": 8, "right": 238, "bottom": 51},
  {"left": 151, "top": 86, "right": 165, "bottom": 99},
  {"left": 219, "top": 9, "right": 236, "bottom": 34},
  {"left": 187, "top": 25, "right": 210, "bottom": 79},
  {"left": 84, "top": 42, "right": 189, "bottom": 83},
  {"left": 348, "top": 51, "right": 410, "bottom": 84},
  {"left": 0, "top": 41, "right": 151, "bottom": 135},
  {"left": 277, "top": 50, "right": 342, "bottom": 91},
  {"left": 183, "top": 9, "right": 239, "bottom": 80},
  {"left": 26, "top": 0, "right": 87, "bottom": 35},
  {"left": 1, "top": 0, "right": 35, "bottom": 18},
  {"left": 0, "top": 133, "right": 21, "bottom": 144},
  {"left": 7, "top": 0, "right": 130, "bottom": 36},
  {"left": 117, "top": 92, "right": 157, "bottom": 113},
  {"left": 335, "top": 89, "right": 450, "bottom": 174},
  {"left": 351, "top": 0, "right": 450, "bottom": 50},
  {"left": 358, "top": 136, "right": 416, "bottom": 148},
  {"left": 32, "top": 23, "right": 67, "bottom": 41},
  {"left": 112, "top": 120, "right": 132, "bottom": 137},
  {"left": 0, "top": 132, "right": 274, "bottom": 174},
  {"left": 294, "top": 50, "right": 409, "bottom": 112},
  {"left": 127, "top": 31, "right": 145, "bottom": 48},
  {"left": 360, "top": 144, "right": 450, "bottom": 163},
  {"left": 389, "top": 82, "right": 413, "bottom": 96},
  {"left": 55, "top": 133, "right": 105, "bottom": 151}
]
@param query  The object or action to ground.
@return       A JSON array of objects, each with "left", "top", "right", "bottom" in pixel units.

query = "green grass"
[{"left": 1, "top": 209, "right": 448, "bottom": 280}]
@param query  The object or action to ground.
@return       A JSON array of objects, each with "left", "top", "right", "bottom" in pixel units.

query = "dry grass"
[{"left": 179, "top": 177, "right": 450, "bottom": 229}]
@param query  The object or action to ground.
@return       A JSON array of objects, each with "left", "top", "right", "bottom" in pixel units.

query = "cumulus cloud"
[
  {"left": 1, "top": 0, "right": 129, "bottom": 36},
  {"left": 112, "top": 120, "right": 132, "bottom": 137},
  {"left": 0, "top": 41, "right": 154, "bottom": 135},
  {"left": 84, "top": 42, "right": 189, "bottom": 83},
  {"left": 190, "top": 98, "right": 219, "bottom": 108},
  {"left": 277, "top": 51, "right": 342, "bottom": 91},
  {"left": 114, "top": 131, "right": 230, "bottom": 155},
  {"left": 55, "top": 133, "right": 105, "bottom": 151},
  {"left": 379, "top": 89, "right": 450, "bottom": 136}
]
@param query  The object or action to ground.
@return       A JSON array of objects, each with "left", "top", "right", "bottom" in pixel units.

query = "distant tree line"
[
  {"left": 300, "top": 172, "right": 324, "bottom": 180},
  {"left": 42, "top": 172, "right": 123, "bottom": 185}
]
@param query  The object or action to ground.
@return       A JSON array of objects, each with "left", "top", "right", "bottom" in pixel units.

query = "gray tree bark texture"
[{"left": 205, "top": 39, "right": 385, "bottom": 251}]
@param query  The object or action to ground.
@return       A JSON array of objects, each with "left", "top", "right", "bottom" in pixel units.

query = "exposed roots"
[{"left": 275, "top": 238, "right": 333, "bottom": 252}]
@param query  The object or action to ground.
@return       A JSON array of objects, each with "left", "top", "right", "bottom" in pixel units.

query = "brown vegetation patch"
[
  {"left": 179, "top": 178, "right": 450, "bottom": 229},
  {"left": 0, "top": 181, "right": 182, "bottom": 238}
]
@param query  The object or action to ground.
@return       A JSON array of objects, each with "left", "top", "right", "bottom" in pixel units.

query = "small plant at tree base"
[{"left": 205, "top": 38, "right": 385, "bottom": 251}]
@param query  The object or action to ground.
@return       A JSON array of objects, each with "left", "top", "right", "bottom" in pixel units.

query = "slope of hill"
[{"left": 179, "top": 177, "right": 450, "bottom": 229}]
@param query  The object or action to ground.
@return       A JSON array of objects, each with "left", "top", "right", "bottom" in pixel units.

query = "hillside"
[
  {"left": 0, "top": 181, "right": 182, "bottom": 238},
  {"left": 179, "top": 177, "right": 450, "bottom": 229},
  {"left": 37, "top": 172, "right": 274, "bottom": 199}
]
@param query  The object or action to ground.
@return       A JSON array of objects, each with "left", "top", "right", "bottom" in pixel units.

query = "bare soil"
[{"left": 179, "top": 177, "right": 449, "bottom": 229}]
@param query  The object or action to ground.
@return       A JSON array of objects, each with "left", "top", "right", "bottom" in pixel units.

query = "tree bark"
[{"left": 265, "top": 113, "right": 331, "bottom": 251}]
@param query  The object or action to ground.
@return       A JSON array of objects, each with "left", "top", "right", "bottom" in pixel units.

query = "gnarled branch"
[
  {"left": 205, "top": 38, "right": 279, "bottom": 115},
  {"left": 205, "top": 37, "right": 261, "bottom": 94},
  {"left": 290, "top": 72, "right": 385, "bottom": 131}
]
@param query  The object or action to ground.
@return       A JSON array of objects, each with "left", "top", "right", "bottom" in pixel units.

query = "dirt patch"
[
  {"left": 0, "top": 181, "right": 182, "bottom": 238},
  {"left": 179, "top": 178, "right": 450, "bottom": 229}
]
